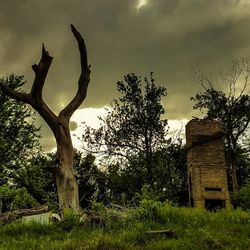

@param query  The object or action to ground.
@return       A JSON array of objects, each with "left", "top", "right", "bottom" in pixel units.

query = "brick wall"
[{"left": 186, "top": 119, "right": 230, "bottom": 209}]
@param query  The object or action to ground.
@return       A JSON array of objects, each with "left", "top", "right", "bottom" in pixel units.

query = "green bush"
[
  {"left": 91, "top": 201, "right": 106, "bottom": 213},
  {"left": 0, "top": 184, "right": 38, "bottom": 212},
  {"left": 231, "top": 181, "right": 250, "bottom": 210},
  {"left": 58, "top": 208, "right": 82, "bottom": 232},
  {"left": 0, "top": 203, "right": 250, "bottom": 250},
  {"left": 136, "top": 199, "right": 179, "bottom": 225},
  {"left": 88, "top": 202, "right": 130, "bottom": 229}
]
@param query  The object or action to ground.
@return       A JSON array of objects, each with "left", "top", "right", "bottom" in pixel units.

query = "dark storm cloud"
[{"left": 0, "top": 0, "right": 250, "bottom": 150}]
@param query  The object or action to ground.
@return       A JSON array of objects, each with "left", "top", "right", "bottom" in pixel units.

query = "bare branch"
[
  {"left": 234, "top": 119, "right": 250, "bottom": 142},
  {"left": 60, "top": 25, "right": 91, "bottom": 119},
  {"left": 190, "top": 66, "right": 214, "bottom": 90},
  {"left": 28, "top": 44, "right": 58, "bottom": 129},
  {"left": 0, "top": 44, "right": 57, "bottom": 130},
  {"left": 30, "top": 101, "right": 58, "bottom": 132},
  {"left": 31, "top": 44, "right": 53, "bottom": 102},
  {"left": 234, "top": 59, "right": 250, "bottom": 102},
  {"left": 204, "top": 77, "right": 214, "bottom": 89}
]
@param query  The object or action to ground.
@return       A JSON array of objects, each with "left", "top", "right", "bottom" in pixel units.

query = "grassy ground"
[{"left": 0, "top": 200, "right": 250, "bottom": 250}]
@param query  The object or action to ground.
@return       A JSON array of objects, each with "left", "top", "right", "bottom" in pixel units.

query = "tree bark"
[
  {"left": 53, "top": 118, "right": 79, "bottom": 211},
  {"left": 0, "top": 25, "right": 90, "bottom": 212},
  {"left": 54, "top": 152, "right": 79, "bottom": 210},
  {"left": 230, "top": 139, "right": 239, "bottom": 192},
  {"left": 231, "top": 154, "right": 239, "bottom": 192}
]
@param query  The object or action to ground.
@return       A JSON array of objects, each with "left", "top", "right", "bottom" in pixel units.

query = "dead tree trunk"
[
  {"left": 0, "top": 25, "right": 91, "bottom": 211},
  {"left": 53, "top": 117, "right": 79, "bottom": 210},
  {"left": 231, "top": 150, "right": 239, "bottom": 192}
]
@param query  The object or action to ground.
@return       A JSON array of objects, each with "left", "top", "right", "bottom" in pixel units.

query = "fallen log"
[{"left": 0, "top": 206, "right": 49, "bottom": 225}]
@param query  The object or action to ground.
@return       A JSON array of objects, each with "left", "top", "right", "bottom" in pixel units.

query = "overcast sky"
[{"left": 0, "top": 0, "right": 250, "bottom": 150}]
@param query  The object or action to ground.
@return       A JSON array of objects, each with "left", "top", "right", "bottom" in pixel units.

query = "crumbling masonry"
[{"left": 186, "top": 119, "right": 230, "bottom": 210}]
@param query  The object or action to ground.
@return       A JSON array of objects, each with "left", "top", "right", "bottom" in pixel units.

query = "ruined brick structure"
[{"left": 186, "top": 119, "right": 230, "bottom": 210}]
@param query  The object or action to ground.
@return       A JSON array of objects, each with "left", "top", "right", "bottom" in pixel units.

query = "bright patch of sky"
[
  {"left": 136, "top": 0, "right": 148, "bottom": 10},
  {"left": 70, "top": 107, "right": 108, "bottom": 150},
  {"left": 70, "top": 107, "right": 188, "bottom": 151}
]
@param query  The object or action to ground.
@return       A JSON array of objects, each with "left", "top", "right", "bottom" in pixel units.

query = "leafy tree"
[
  {"left": 0, "top": 184, "right": 38, "bottom": 212},
  {"left": 104, "top": 159, "right": 146, "bottom": 203},
  {"left": 82, "top": 73, "right": 188, "bottom": 203},
  {"left": 234, "top": 142, "right": 250, "bottom": 187},
  {"left": 153, "top": 139, "right": 188, "bottom": 203},
  {"left": 0, "top": 75, "right": 57, "bottom": 206},
  {"left": 231, "top": 180, "right": 250, "bottom": 210},
  {"left": 73, "top": 152, "right": 106, "bottom": 208},
  {"left": 14, "top": 153, "right": 57, "bottom": 205},
  {"left": 191, "top": 60, "right": 250, "bottom": 191},
  {"left": 0, "top": 75, "right": 41, "bottom": 183},
  {"left": 83, "top": 73, "right": 168, "bottom": 186},
  {"left": 103, "top": 139, "right": 187, "bottom": 205}
]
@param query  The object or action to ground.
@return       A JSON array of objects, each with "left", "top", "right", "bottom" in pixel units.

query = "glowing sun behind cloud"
[
  {"left": 137, "top": 0, "right": 149, "bottom": 10},
  {"left": 70, "top": 107, "right": 108, "bottom": 150}
]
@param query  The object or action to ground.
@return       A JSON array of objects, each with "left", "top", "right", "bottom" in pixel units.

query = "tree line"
[
  {"left": 0, "top": 26, "right": 249, "bottom": 212},
  {"left": 0, "top": 63, "right": 249, "bottom": 212}
]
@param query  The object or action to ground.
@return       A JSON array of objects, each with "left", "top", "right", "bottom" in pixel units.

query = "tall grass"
[{"left": 0, "top": 200, "right": 250, "bottom": 250}]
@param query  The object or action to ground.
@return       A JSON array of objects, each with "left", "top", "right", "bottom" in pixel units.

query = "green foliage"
[
  {"left": 91, "top": 201, "right": 106, "bottom": 213},
  {"left": 235, "top": 145, "right": 250, "bottom": 187},
  {"left": 88, "top": 202, "right": 129, "bottom": 229},
  {"left": 137, "top": 184, "right": 160, "bottom": 201},
  {"left": 80, "top": 73, "right": 188, "bottom": 204},
  {"left": 0, "top": 75, "right": 55, "bottom": 206},
  {"left": 0, "top": 203, "right": 250, "bottom": 249},
  {"left": 83, "top": 72, "right": 168, "bottom": 165},
  {"left": 231, "top": 181, "right": 250, "bottom": 210},
  {"left": 14, "top": 153, "right": 56, "bottom": 205},
  {"left": 137, "top": 199, "right": 169, "bottom": 223},
  {"left": 0, "top": 220, "right": 59, "bottom": 237},
  {"left": 58, "top": 209, "right": 82, "bottom": 232},
  {"left": 73, "top": 152, "right": 106, "bottom": 208},
  {"left": 0, "top": 184, "right": 38, "bottom": 211},
  {"left": 191, "top": 60, "right": 250, "bottom": 190},
  {"left": 0, "top": 75, "right": 41, "bottom": 179},
  {"left": 103, "top": 140, "right": 187, "bottom": 205}
]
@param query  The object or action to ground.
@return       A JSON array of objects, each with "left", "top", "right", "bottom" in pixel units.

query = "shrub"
[
  {"left": 136, "top": 199, "right": 171, "bottom": 224},
  {"left": 58, "top": 208, "right": 82, "bottom": 232},
  {"left": 231, "top": 181, "right": 250, "bottom": 210},
  {"left": 91, "top": 201, "right": 106, "bottom": 213},
  {"left": 87, "top": 202, "right": 129, "bottom": 229},
  {"left": 0, "top": 184, "right": 38, "bottom": 212}
]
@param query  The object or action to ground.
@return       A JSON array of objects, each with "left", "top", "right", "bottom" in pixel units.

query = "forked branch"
[
  {"left": 0, "top": 25, "right": 90, "bottom": 129},
  {"left": 31, "top": 44, "right": 53, "bottom": 102},
  {"left": 60, "top": 24, "right": 91, "bottom": 119}
]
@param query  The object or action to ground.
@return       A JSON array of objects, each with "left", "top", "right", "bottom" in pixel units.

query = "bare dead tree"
[
  {"left": 191, "top": 59, "right": 250, "bottom": 192},
  {"left": 0, "top": 25, "right": 91, "bottom": 211}
]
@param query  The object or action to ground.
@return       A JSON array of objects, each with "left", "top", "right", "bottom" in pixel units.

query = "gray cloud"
[{"left": 0, "top": 0, "right": 250, "bottom": 149}]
